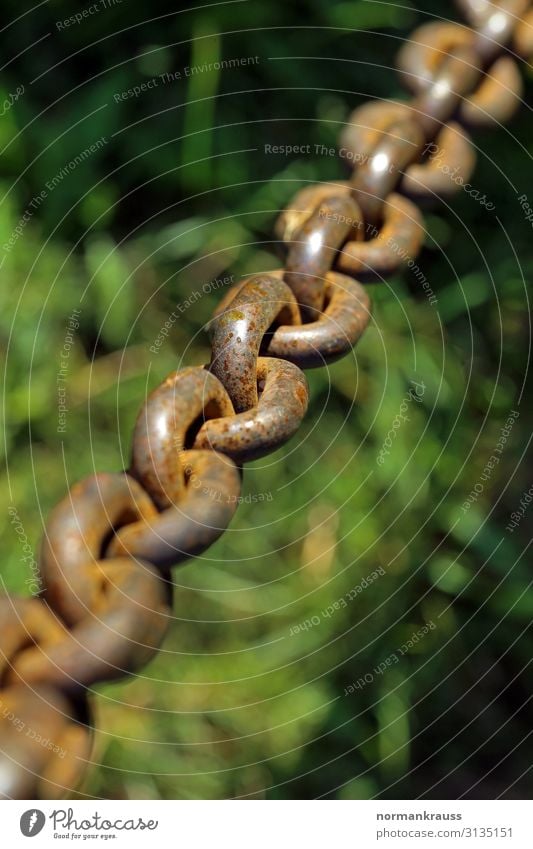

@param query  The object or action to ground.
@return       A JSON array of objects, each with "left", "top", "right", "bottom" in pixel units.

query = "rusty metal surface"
[
  {"left": 11, "top": 563, "right": 170, "bottom": 692},
  {"left": 397, "top": 18, "right": 524, "bottom": 126},
  {"left": 397, "top": 22, "right": 477, "bottom": 92},
  {"left": 411, "top": 46, "right": 482, "bottom": 137},
  {"left": 275, "top": 181, "right": 364, "bottom": 245},
  {"left": 472, "top": 0, "right": 529, "bottom": 61},
  {"left": 350, "top": 118, "right": 425, "bottom": 225},
  {"left": 1, "top": 0, "right": 531, "bottom": 799},
  {"left": 405, "top": 123, "right": 476, "bottom": 199},
  {"left": 111, "top": 451, "right": 242, "bottom": 570},
  {"left": 130, "top": 367, "right": 235, "bottom": 509},
  {"left": 462, "top": 55, "right": 524, "bottom": 125},
  {"left": 209, "top": 273, "right": 300, "bottom": 412},
  {"left": 284, "top": 194, "right": 362, "bottom": 317},
  {"left": 267, "top": 272, "right": 371, "bottom": 368},
  {"left": 514, "top": 8, "right": 533, "bottom": 58},
  {"left": 338, "top": 193, "right": 425, "bottom": 278},
  {"left": 341, "top": 102, "right": 477, "bottom": 201},
  {"left": 0, "top": 684, "right": 91, "bottom": 800}
]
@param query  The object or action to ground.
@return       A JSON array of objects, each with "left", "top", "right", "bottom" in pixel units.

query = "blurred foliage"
[{"left": 1, "top": 0, "right": 532, "bottom": 800}]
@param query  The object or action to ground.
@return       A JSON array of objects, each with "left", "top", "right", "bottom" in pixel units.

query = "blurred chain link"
[{"left": 1, "top": 0, "right": 530, "bottom": 798}]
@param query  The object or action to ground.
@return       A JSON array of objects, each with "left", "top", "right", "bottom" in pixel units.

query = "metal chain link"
[{"left": 1, "top": 0, "right": 531, "bottom": 798}]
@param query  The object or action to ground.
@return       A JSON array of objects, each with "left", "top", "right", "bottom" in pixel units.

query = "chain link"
[{"left": 1, "top": 0, "right": 530, "bottom": 798}]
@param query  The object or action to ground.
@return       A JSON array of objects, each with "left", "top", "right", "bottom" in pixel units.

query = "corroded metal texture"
[
  {"left": 461, "top": 56, "right": 524, "bottom": 125},
  {"left": 275, "top": 181, "right": 364, "bottom": 245},
  {"left": 398, "top": 18, "right": 524, "bottom": 126},
  {"left": 410, "top": 46, "right": 481, "bottom": 138},
  {"left": 275, "top": 182, "right": 424, "bottom": 277},
  {"left": 19, "top": 569, "right": 167, "bottom": 691},
  {"left": 284, "top": 194, "right": 362, "bottom": 317},
  {"left": 0, "top": 684, "right": 91, "bottom": 800},
  {"left": 404, "top": 123, "right": 476, "bottom": 200},
  {"left": 209, "top": 273, "right": 300, "bottom": 412},
  {"left": 397, "top": 22, "right": 476, "bottom": 92},
  {"left": 341, "top": 102, "right": 477, "bottom": 201},
  {"left": 472, "top": 0, "right": 529, "bottom": 61},
  {"left": 514, "top": 8, "right": 533, "bottom": 59},
  {"left": 3, "top": 568, "right": 170, "bottom": 693},
  {"left": 1, "top": 0, "right": 530, "bottom": 799}
]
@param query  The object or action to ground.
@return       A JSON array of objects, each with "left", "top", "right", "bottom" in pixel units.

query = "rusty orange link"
[
  {"left": 266, "top": 271, "right": 371, "bottom": 368},
  {"left": 514, "top": 8, "right": 533, "bottom": 58},
  {"left": 130, "top": 366, "right": 235, "bottom": 510},
  {"left": 284, "top": 193, "right": 362, "bottom": 318},
  {"left": 7, "top": 566, "right": 171, "bottom": 692},
  {"left": 470, "top": 0, "right": 530, "bottom": 61},
  {"left": 0, "top": 684, "right": 91, "bottom": 800},
  {"left": 398, "top": 19, "right": 524, "bottom": 126},
  {"left": 112, "top": 452, "right": 242, "bottom": 570},
  {"left": 40, "top": 472, "right": 157, "bottom": 626},
  {"left": 209, "top": 273, "right": 300, "bottom": 412},
  {"left": 195, "top": 357, "right": 309, "bottom": 463},
  {"left": 461, "top": 55, "right": 523, "bottom": 125},
  {"left": 341, "top": 102, "right": 477, "bottom": 200}
]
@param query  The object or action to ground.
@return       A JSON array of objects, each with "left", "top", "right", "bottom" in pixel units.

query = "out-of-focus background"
[{"left": 1, "top": 0, "right": 532, "bottom": 799}]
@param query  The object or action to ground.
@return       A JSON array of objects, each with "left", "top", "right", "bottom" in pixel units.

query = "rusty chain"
[{"left": 1, "top": 0, "right": 531, "bottom": 799}]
